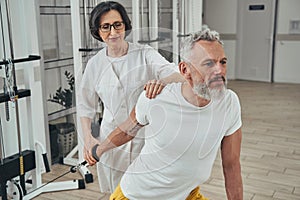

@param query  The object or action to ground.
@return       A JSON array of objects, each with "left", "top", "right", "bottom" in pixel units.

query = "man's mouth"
[{"left": 208, "top": 76, "right": 225, "bottom": 86}]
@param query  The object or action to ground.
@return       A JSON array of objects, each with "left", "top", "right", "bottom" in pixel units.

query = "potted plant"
[{"left": 48, "top": 70, "right": 74, "bottom": 109}]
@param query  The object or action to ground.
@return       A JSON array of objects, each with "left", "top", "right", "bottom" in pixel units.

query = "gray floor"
[
  {"left": 201, "top": 80, "right": 300, "bottom": 200},
  {"left": 32, "top": 80, "right": 300, "bottom": 200}
]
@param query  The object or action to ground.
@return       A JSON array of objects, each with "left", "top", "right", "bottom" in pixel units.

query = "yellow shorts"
[
  {"left": 110, "top": 184, "right": 208, "bottom": 200},
  {"left": 185, "top": 186, "right": 209, "bottom": 200},
  {"left": 109, "top": 184, "right": 128, "bottom": 200}
]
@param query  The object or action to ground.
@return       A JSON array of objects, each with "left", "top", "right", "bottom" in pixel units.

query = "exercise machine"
[{"left": 0, "top": 1, "right": 86, "bottom": 199}]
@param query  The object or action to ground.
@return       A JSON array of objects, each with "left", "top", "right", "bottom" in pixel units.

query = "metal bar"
[
  {"left": 0, "top": 1, "right": 7, "bottom": 58},
  {"left": 82, "top": 0, "right": 87, "bottom": 49},
  {"left": 0, "top": 118, "right": 4, "bottom": 164},
  {"left": 132, "top": 0, "right": 140, "bottom": 44},
  {"left": 271, "top": 0, "right": 279, "bottom": 83},
  {"left": 0, "top": 55, "right": 41, "bottom": 66},
  {"left": 0, "top": 89, "right": 31, "bottom": 103},
  {"left": 0, "top": 1, "right": 10, "bottom": 121},
  {"left": 4, "top": 0, "right": 25, "bottom": 194}
]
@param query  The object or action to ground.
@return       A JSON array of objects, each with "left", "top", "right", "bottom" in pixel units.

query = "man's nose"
[{"left": 213, "top": 62, "right": 222, "bottom": 74}]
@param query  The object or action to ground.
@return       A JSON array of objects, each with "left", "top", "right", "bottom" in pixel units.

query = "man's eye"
[
  {"left": 220, "top": 60, "right": 227, "bottom": 65},
  {"left": 204, "top": 61, "right": 214, "bottom": 67}
]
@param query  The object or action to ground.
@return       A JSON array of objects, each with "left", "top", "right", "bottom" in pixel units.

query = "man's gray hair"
[{"left": 180, "top": 28, "right": 223, "bottom": 62}]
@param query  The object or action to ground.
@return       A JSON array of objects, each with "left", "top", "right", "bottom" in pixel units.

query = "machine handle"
[
  {"left": 79, "top": 144, "right": 99, "bottom": 166},
  {"left": 42, "top": 153, "right": 50, "bottom": 173}
]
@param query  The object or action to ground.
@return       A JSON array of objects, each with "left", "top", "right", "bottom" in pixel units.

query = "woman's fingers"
[
  {"left": 144, "top": 80, "right": 165, "bottom": 99},
  {"left": 155, "top": 83, "right": 165, "bottom": 94}
]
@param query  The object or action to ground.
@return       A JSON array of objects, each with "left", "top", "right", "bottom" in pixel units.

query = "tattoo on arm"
[{"left": 127, "top": 122, "right": 144, "bottom": 136}]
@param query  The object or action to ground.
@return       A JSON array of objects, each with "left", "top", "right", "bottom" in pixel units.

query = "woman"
[{"left": 77, "top": 1, "right": 183, "bottom": 196}]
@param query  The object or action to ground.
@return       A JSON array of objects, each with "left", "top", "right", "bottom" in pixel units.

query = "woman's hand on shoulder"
[{"left": 144, "top": 79, "right": 166, "bottom": 99}]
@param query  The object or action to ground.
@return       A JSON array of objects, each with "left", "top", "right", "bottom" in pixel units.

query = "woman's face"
[{"left": 98, "top": 10, "right": 126, "bottom": 46}]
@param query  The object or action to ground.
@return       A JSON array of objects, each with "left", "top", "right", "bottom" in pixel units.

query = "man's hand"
[
  {"left": 144, "top": 79, "right": 166, "bottom": 99},
  {"left": 84, "top": 133, "right": 100, "bottom": 166}
]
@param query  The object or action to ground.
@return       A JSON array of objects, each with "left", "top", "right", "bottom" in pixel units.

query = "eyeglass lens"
[{"left": 100, "top": 22, "right": 124, "bottom": 32}]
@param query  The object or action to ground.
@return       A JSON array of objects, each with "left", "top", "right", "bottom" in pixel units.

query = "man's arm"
[
  {"left": 161, "top": 72, "right": 185, "bottom": 84},
  {"left": 221, "top": 128, "right": 243, "bottom": 200},
  {"left": 95, "top": 108, "right": 144, "bottom": 158}
]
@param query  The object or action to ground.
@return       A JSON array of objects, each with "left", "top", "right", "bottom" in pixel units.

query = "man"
[{"left": 87, "top": 29, "right": 243, "bottom": 200}]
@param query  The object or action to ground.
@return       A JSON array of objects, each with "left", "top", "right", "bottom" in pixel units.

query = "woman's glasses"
[{"left": 99, "top": 21, "right": 124, "bottom": 33}]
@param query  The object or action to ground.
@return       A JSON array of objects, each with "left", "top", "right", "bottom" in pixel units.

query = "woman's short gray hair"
[{"left": 180, "top": 28, "right": 223, "bottom": 62}]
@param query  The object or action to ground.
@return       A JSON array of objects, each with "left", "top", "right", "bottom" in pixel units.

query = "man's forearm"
[
  {"left": 96, "top": 108, "right": 144, "bottom": 158},
  {"left": 221, "top": 129, "right": 243, "bottom": 199},
  {"left": 161, "top": 72, "right": 185, "bottom": 84},
  {"left": 96, "top": 126, "right": 137, "bottom": 156},
  {"left": 223, "top": 163, "right": 243, "bottom": 200}
]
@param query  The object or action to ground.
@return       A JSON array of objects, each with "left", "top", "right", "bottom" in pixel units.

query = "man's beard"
[{"left": 192, "top": 76, "right": 227, "bottom": 101}]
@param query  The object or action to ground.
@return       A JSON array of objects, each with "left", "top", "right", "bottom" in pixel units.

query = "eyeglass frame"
[{"left": 99, "top": 21, "right": 125, "bottom": 33}]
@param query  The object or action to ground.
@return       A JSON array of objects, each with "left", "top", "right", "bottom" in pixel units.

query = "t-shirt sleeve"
[
  {"left": 135, "top": 91, "right": 150, "bottom": 125},
  {"left": 225, "top": 91, "right": 242, "bottom": 136}
]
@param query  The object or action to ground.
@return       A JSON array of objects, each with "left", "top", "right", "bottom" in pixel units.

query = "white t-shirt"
[{"left": 120, "top": 82, "right": 242, "bottom": 200}]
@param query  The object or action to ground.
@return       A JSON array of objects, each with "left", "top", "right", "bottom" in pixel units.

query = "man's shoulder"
[
  {"left": 226, "top": 89, "right": 239, "bottom": 98},
  {"left": 224, "top": 89, "right": 241, "bottom": 107},
  {"left": 138, "top": 83, "right": 182, "bottom": 103},
  {"left": 158, "top": 82, "right": 182, "bottom": 98}
]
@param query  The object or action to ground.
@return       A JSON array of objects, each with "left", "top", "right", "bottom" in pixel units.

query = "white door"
[{"left": 236, "top": 0, "right": 276, "bottom": 82}]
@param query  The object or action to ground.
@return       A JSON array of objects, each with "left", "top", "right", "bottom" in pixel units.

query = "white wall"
[
  {"left": 203, "top": 0, "right": 238, "bottom": 80},
  {"left": 204, "top": 0, "right": 300, "bottom": 84},
  {"left": 274, "top": 0, "right": 300, "bottom": 83},
  {"left": 203, "top": 0, "right": 237, "bottom": 34}
]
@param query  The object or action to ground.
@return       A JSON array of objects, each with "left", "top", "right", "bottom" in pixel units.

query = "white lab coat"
[{"left": 78, "top": 42, "right": 177, "bottom": 193}]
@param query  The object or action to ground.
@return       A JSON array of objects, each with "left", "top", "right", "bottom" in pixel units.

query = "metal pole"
[
  {"left": 4, "top": 0, "right": 26, "bottom": 195},
  {"left": 0, "top": 4, "right": 9, "bottom": 199},
  {"left": 83, "top": 0, "right": 87, "bottom": 49},
  {"left": 141, "top": 0, "right": 144, "bottom": 41},
  {"left": 0, "top": 117, "right": 4, "bottom": 165},
  {"left": 0, "top": 2, "right": 10, "bottom": 122},
  {"left": 132, "top": 0, "right": 140, "bottom": 44}
]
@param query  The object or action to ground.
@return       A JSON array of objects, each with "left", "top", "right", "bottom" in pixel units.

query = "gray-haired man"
[{"left": 88, "top": 29, "right": 243, "bottom": 200}]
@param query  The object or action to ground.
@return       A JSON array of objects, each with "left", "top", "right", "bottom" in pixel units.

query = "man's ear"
[{"left": 179, "top": 61, "right": 191, "bottom": 80}]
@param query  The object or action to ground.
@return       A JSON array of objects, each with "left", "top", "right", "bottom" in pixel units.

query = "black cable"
[
  {"left": 26, "top": 159, "right": 89, "bottom": 195},
  {"left": 26, "top": 145, "right": 99, "bottom": 194},
  {"left": 25, "top": 170, "right": 71, "bottom": 195}
]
